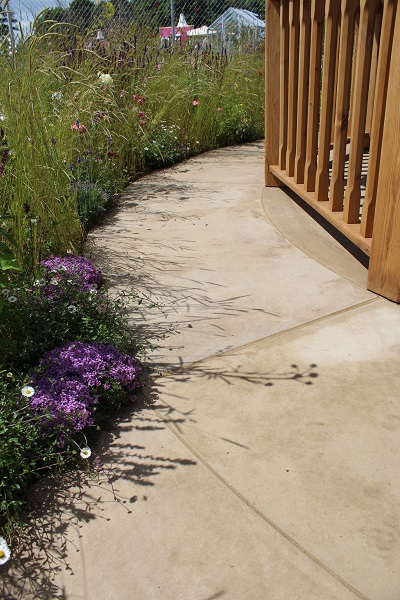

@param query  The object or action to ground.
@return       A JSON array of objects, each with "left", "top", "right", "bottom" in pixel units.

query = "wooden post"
[
  {"left": 367, "top": 3, "right": 400, "bottom": 302},
  {"left": 365, "top": 5, "right": 382, "bottom": 136},
  {"left": 279, "top": 0, "right": 289, "bottom": 169},
  {"left": 286, "top": 1, "right": 300, "bottom": 176},
  {"left": 265, "top": 0, "right": 283, "bottom": 186},
  {"left": 295, "top": 0, "right": 311, "bottom": 184},
  {"left": 315, "top": 0, "right": 340, "bottom": 201},
  {"left": 343, "top": 0, "right": 377, "bottom": 224},
  {"left": 330, "top": 0, "right": 357, "bottom": 212},
  {"left": 361, "top": 0, "right": 395, "bottom": 238},
  {"left": 304, "top": 0, "right": 325, "bottom": 192}
]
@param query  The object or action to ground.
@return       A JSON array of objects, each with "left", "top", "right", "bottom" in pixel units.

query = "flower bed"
[{"left": 0, "top": 254, "right": 145, "bottom": 556}]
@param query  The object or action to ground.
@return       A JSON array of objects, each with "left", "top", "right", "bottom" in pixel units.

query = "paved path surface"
[{"left": 3, "top": 142, "right": 400, "bottom": 600}]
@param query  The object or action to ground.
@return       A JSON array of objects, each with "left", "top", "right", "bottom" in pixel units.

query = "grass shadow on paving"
[
  {"left": 144, "top": 363, "right": 320, "bottom": 443},
  {"left": 86, "top": 241, "right": 282, "bottom": 364},
  {"left": 0, "top": 395, "right": 196, "bottom": 600}
]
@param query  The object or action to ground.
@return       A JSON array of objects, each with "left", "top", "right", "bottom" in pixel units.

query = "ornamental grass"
[{"left": 0, "top": 23, "right": 264, "bottom": 274}]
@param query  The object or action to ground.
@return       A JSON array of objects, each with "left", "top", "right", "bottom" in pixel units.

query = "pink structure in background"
[
  {"left": 160, "top": 13, "right": 193, "bottom": 43},
  {"left": 159, "top": 25, "right": 193, "bottom": 42}
]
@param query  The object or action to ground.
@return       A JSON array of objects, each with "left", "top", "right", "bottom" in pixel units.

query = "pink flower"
[
  {"left": 71, "top": 122, "right": 87, "bottom": 134},
  {"left": 217, "top": 107, "right": 222, "bottom": 111},
  {"left": 140, "top": 119, "right": 146, "bottom": 126},
  {"left": 132, "top": 94, "right": 146, "bottom": 105},
  {"left": 192, "top": 100, "right": 199, "bottom": 106}
]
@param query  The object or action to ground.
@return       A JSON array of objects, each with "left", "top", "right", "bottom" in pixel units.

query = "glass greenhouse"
[{"left": 207, "top": 7, "right": 265, "bottom": 50}]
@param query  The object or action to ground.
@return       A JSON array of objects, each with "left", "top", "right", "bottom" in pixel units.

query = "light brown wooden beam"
[
  {"left": 368, "top": 4, "right": 400, "bottom": 302},
  {"left": 269, "top": 164, "right": 372, "bottom": 255},
  {"left": 265, "top": 0, "right": 282, "bottom": 186}
]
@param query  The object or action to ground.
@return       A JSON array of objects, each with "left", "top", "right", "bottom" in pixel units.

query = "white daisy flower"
[
  {"left": 0, "top": 536, "right": 11, "bottom": 565},
  {"left": 98, "top": 73, "right": 113, "bottom": 85},
  {"left": 21, "top": 385, "right": 35, "bottom": 398},
  {"left": 8, "top": 296, "right": 17, "bottom": 303},
  {"left": 80, "top": 447, "right": 92, "bottom": 459},
  {"left": 1, "top": 288, "right": 10, "bottom": 296},
  {"left": 50, "top": 278, "right": 59, "bottom": 286},
  {"left": 68, "top": 305, "right": 77, "bottom": 313}
]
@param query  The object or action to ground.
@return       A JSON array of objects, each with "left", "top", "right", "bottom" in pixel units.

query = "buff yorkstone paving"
[
  {"left": 3, "top": 142, "right": 399, "bottom": 600},
  {"left": 87, "top": 141, "right": 373, "bottom": 369},
  {"left": 13, "top": 408, "right": 363, "bottom": 600},
  {"left": 151, "top": 297, "right": 400, "bottom": 600}
]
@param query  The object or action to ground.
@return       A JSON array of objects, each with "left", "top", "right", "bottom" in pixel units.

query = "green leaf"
[
  {"left": 0, "top": 229, "right": 18, "bottom": 249},
  {"left": 0, "top": 243, "right": 20, "bottom": 271},
  {"left": 0, "top": 308, "right": 12, "bottom": 322}
]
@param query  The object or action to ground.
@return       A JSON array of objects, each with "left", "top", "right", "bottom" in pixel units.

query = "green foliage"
[
  {"left": 143, "top": 120, "right": 189, "bottom": 168},
  {"left": 0, "top": 374, "right": 60, "bottom": 525},
  {"left": 0, "top": 217, "right": 20, "bottom": 347},
  {"left": 75, "top": 183, "right": 110, "bottom": 230},
  {"left": 0, "top": 216, "right": 20, "bottom": 284},
  {"left": 0, "top": 273, "right": 146, "bottom": 372}
]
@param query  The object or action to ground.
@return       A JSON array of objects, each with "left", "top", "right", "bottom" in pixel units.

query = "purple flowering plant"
[
  {"left": 40, "top": 254, "right": 103, "bottom": 292},
  {"left": 0, "top": 254, "right": 146, "bottom": 370},
  {"left": 0, "top": 253, "right": 146, "bottom": 526},
  {"left": 29, "top": 341, "right": 141, "bottom": 445}
]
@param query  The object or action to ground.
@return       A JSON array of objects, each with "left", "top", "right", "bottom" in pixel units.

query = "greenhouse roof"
[{"left": 208, "top": 7, "right": 265, "bottom": 32}]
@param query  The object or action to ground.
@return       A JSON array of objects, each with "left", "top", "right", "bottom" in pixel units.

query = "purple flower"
[
  {"left": 40, "top": 255, "right": 103, "bottom": 292},
  {"left": 29, "top": 341, "right": 141, "bottom": 444}
]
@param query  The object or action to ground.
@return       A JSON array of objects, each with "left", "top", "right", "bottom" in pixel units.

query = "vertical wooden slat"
[
  {"left": 265, "top": 0, "right": 282, "bottom": 186},
  {"left": 365, "top": 4, "right": 382, "bottom": 136},
  {"left": 286, "top": 1, "right": 300, "bottom": 176},
  {"left": 361, "top": 0, "right": 395, "bottom": 237},
  {"left": 331, "top": 18, "right": 341, "bottom": 145},
  {"left": 367, "top": 3, "right": 400, "bottom": 302},
  {"left": 304, "top": 0, "right": 325, "bottom": 191},
  {"left": 295, "top": 0, "right": 311, "bottom": 183},
  {"left": 348, "top": 8, "right": 360, "bottom": 134},
  {"left": 315, "top": 0, "right": 340, "bottom": 201},
  {"left": 343, "top": 0, "right": 378, "bottom": 224},
  {"left": 330, "top": 0, "right": 358, "bottom": 211},
  {"left": 279, "top": 0, "right": 289, "bottom": 169}
]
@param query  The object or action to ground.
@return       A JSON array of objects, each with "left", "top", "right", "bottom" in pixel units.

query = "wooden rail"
[{"left": 265, "top": 0, "right": 400, "bottom": 302}]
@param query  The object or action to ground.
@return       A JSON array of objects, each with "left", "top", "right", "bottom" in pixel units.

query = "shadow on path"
[{"left": 0, "top": 397, "right": 196, "bottom": 600}]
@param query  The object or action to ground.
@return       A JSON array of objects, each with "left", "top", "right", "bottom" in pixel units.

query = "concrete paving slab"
[
  {"left": 2, "top": 407, "right": 362, "bottom": 600},
  {"left": 262, "top": 187, "right": 369, "bottom": 288},
  {"left": 151, "top": 298, "right": 400, "bottom": 600},
  {"left": 87, "top": 144, "right": 374, "bottom": 369}
]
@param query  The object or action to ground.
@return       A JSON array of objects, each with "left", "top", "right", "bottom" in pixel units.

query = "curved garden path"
[{"left": 4, "top": 142, "right": 400, "bottom": 600}]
